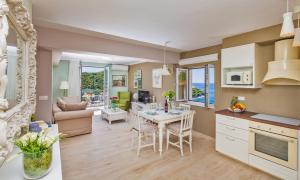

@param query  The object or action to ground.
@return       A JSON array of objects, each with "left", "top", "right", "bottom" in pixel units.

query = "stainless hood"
[{"left": 262, "top": 39, "right": 300, "bottom": 85}]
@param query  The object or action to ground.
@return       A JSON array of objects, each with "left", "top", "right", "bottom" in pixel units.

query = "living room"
[{"left": 1, "top": 0, "right": 300, "bottom": 180}]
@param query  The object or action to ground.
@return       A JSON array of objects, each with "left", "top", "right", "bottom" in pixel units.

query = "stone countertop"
[{"left": 216, "top": 109, "right": 300, "bottom": 130}]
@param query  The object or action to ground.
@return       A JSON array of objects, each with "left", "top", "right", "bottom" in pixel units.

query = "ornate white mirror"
[{"left": 0, "top": 0, "right": 37, "bottom": 165}]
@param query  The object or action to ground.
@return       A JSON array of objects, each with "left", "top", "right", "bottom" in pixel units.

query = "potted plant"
[
  {"left": 178, "top": 71, "right": 186, "bottom": 86},
  {"left": 13, "top": 130, "right": 61, "bottom": 179}
]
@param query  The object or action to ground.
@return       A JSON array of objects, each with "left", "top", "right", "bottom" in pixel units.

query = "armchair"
[{"left": 116, "top": 91, "right": 131, "bottom": 111}]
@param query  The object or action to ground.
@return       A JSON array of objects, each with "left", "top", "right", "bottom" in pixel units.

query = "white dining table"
[{"left": 139, "top": 110, "right": 185, "bottom": 156}]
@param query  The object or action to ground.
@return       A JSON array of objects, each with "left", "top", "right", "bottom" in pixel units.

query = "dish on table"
[
  {"left": 169, "top": 110, "right": 181, "bottom": 115},
  {"left": 146, "top": 111, "right": 158, "bottom": 115}
]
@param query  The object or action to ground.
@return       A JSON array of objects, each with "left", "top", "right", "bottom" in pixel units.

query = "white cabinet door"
[
  {"left": 216, "top": 132, "right": 249, "bottom": 164},
  {"left": 222, "top": 43, "right": 255, "bottom": 68}
]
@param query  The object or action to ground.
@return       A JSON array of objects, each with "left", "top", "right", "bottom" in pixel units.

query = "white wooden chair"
[
  {"left": 146, "top": 103, "right": 158, "bottom": 110},
  {"left": 179, "top": 103, "right": 191, "bottom": 110},
  {"left": 129, "top": 110, "right": 156, "bottom": 156},
  {"left": 166, "top": 110, "right": 195, "bottom": 156}
]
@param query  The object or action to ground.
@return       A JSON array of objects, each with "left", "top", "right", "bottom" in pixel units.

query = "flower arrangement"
[
  {"left": 110, "top": 96, "right": 118, "bottom": 103},
  {"left": 163, "top": 90, "right": 175, "bottom": 101},
  {"left": 13, "top": 130, "right": 62, "bottom": 179}
]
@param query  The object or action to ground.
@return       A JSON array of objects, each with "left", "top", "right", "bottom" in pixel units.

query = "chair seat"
[
  {"left": 167, "top": 122, "right": 181, "bottom": 134},
  {"left": 133, "top": 122, "right": 157, "bottom": 134}
]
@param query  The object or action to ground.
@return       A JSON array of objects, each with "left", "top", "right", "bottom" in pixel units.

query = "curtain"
[{"left": 68, "top": 61, "right": 81, "bottom": 97}]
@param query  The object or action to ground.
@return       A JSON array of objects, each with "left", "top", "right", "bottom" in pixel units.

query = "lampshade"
[
  {"left": 161, "top": 64, "right": 170, "bottom": 76},
  {"left": 59, "top": 81, "right": 69, "bottom": 90},
  {"left": 293, "top": 28, "right": 300, "bottom": 46},
  {"left": 280, "top": 12, "right": 295, "bottom": 37}
]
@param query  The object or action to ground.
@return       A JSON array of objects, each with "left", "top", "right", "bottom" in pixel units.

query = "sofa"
[
  {"left": 116, "top": 91, "right": 130, "bottom": 111},
  {"left": 53, "top": 96, "right": 93, "bottom": 137}
]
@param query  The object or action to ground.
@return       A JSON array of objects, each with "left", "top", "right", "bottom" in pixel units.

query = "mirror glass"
[{"left": 5, "top": 25, "right": 24, "bottom": 109}]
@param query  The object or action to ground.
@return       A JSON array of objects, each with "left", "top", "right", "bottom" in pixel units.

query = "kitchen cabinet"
[
  {"left": 221, "top": 43, "right": 269, "bottom": 88},
  {"left": 216, "top": 114, "right": 249, "bottom": 164}
]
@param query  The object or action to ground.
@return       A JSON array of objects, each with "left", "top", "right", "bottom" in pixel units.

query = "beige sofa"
[{"left": 53, "top": 96, "right": 93, "bottom": 137}]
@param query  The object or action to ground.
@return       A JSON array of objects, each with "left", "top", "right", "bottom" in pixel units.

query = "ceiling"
[
  {"left": 61, "top": 51, "right": 157, "bottom": 65},
  {"left": 32, "top": 0, "right": 296, "bottom": 51}
]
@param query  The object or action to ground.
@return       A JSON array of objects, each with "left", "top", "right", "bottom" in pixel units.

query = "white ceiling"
[
  {"left": 32, "top": 0, "right": 296, "bottom": 51},
  {"left": 61, "top": 51, "right": 158, "bottom": 65}
]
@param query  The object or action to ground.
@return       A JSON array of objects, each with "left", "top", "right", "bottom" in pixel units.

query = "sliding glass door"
[{"left": 81, "top": 66, "right": 105, "bottom": 107}]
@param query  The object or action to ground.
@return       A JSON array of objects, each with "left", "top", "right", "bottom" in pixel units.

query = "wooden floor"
[{"left": 60, "top": 115, "right": 278, "bottom": 180}]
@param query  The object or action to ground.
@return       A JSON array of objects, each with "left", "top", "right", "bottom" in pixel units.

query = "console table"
[{"left": 0, "top": 125, "right": 62, "bottom": 180}]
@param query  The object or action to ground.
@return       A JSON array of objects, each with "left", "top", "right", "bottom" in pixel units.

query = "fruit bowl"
[{"left": 227, "top": 107, "right": 246, "bottom": 113}]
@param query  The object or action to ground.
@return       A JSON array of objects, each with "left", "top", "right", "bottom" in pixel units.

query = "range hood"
[{"left": 263, "top": 39, "right": 300, "bottom": 85}]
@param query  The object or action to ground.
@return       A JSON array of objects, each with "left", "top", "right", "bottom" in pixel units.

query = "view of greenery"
[
  {"left": 192, "top": 87, "right": 204, "bottom": 98},
  {"left": 81, "top": 71, "right": 104, "bottom": 95}
]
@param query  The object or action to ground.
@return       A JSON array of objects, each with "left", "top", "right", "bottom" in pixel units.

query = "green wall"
[{"left": 52, "top": 60, "right": 69, "bottom": 102}]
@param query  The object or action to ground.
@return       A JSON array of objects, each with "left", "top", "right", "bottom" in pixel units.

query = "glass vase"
[
  {"left": 111, "top": 102, "right": 117, "bottom": 111},
  {"left": 23, "top": 147, "right": 53, "bottom": 179}
]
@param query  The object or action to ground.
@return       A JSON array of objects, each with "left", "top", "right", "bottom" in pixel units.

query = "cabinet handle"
[
  {"left": 226, "top": 136, "right": 235, "bottom": 141},
  {"left": 226, "top": 126, "right": 235, "bottom": 131}
]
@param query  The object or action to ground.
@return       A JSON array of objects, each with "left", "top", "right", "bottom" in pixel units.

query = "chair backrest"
[
  {"left": 180, "top": 110, "right": 195, "bottom": 133},
  {"left": 118, "top": 91, "right": 130, "bottom": 100},
  {"left": 146, "top": 103, "right": 158, "bottom": 110},
  {"left": 129, "top": 110, "right": 141, "bottom": 131},
  {"left": 179, "top": 103, "right": 191, "bottom": 111}
]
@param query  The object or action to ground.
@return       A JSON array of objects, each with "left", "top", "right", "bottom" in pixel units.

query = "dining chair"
[
  {"left": 129, "top": 110, "right": 157, "bottom": 156},
  {"left": 179, "top": 103, "right": 191, "bottom": 110},
  {"left": 166, "top": 110, "right": 195, "bottom": 156},
  {"left": 146, "top": 103, "right": 158, "bottom": 110}
]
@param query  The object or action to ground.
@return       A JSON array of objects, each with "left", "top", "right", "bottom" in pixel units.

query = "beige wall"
[
  {"left": 36, "top": 26, "right": 179, "bottom": 64},
  {"left": 128, "top": 63, "right": 176, "bottom": 105},
  {"left": 181, "top": 25, "right": 300, "bottom": 138},
  {"left": 36, "top": 48, "right": 53, "bottom": 122}
]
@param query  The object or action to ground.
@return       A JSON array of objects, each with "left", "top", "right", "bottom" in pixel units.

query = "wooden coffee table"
[{"left": 101, "top": 108, "right": 127, "bottom": 124}]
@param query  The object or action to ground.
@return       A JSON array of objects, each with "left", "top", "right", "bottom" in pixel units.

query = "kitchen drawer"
[
  {"left": 216, "top": 122, "right": 248, "bottom": 141},
  {"left": 216, "top": 114, "right": 249, "bottom": 130},
  {"left": 216, "top": 132, "right": 249, "bottom": 164}
]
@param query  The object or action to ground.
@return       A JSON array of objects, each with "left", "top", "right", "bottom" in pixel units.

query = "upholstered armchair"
[{"left": 116, "top": 91, "right": 131, "bottom": 111}]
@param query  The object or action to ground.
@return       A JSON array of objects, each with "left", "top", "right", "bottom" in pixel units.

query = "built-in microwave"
[{"left": 226, "top": 71, "right": 252, "bottom": 85}]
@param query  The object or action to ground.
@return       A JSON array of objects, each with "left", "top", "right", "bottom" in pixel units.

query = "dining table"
[{"left": 139, "top": 109, "right": 186, "bottom": 156}]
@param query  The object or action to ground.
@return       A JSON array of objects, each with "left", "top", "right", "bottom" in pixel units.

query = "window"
[{"left": 176, "top": 64, "right": 215, "bottom": 107}]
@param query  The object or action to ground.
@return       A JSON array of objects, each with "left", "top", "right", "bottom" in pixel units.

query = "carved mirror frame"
[{"left": 0, "top": 0, "right": 37, "bottom": 164}]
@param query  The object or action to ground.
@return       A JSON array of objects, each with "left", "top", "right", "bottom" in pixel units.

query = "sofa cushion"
[{"left": 57, "top": 98, "right": 88, "bottom": 111}]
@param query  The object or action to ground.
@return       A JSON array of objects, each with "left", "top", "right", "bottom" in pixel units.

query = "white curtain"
[{"left": 68, "top": 61, "right": 81, "bottom": 97}]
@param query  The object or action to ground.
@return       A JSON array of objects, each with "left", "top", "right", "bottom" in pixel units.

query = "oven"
[{"left": 249, "top": 121, "right": 298, "bottom": 170}]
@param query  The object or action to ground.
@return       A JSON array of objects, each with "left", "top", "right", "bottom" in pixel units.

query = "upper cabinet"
[
  {"left": 222, "top": 44, "right": 255, "bottom": 68},
  {"left": 221, "top": 43, "right": 269, "bottom": 89}
]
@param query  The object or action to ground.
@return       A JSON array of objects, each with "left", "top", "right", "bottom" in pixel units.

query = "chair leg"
[
  {"left": 189, "top": 131, "right": 192, "bottom": 153},
  {"left": 131, "top": 132, "right": 135, "bottom": 149},
  {"left": 179, "top": 135, "right": 183, "bottom": 156},
  {"left": 166, "top": 130, "right": 170, "bottom": 151},
  {"left": 153, "top": 132, "right": 156, "bottom": 152},
  {"left": 137, "top": 133, "right": 141, "bottom": 156}
]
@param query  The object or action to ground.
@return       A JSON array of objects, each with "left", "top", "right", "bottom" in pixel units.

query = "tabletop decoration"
[
  {"left": 163, "top": 90, "right": 175, "bottom": 110},
  {"left": 110, "top": 96, "right": 118, "bottom": 111},
  {"left": 12, "top": 129, "right": 62, "bottom": 179}
]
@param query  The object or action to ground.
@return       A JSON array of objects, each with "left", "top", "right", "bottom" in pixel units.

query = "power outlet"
[{"left": 238, "top": 96, "right": 246, "bottom": 101}]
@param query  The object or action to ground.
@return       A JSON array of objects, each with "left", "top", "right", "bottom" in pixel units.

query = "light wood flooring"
[{"left": 60, "top": 115, "right": 278, "bottom": 180}]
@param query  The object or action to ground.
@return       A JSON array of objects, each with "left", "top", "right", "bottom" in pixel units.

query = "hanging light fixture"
[
  {"left": 293, "top": 6, "right": 300, "bottom": 46},
  {"left": 280, "top": 0, "right": 295, "bottom": 37},
  {"left": 161, "top": 41, "right": 170, "bottom": 76}
]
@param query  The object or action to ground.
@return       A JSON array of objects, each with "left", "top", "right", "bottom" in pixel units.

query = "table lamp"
[{"left": 59, "top": 81, "right": 69, "bottom": 97}]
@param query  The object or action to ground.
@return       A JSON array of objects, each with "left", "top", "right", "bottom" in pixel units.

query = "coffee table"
[{"left": 101, "top": 108, "right": 127, "bottom": 124}]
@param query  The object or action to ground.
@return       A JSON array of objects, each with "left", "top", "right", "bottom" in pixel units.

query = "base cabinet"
[{"left": 216, "top": 132, "right": 248, "bottom": 164}]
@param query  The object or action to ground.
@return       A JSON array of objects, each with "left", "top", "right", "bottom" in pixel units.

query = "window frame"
[{"left": 178, "top": 64, "right": 215, "bottom": 108}]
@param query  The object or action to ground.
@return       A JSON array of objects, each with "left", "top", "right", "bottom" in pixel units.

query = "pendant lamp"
[
  {"left": 293, "top": 6, "right": 300, "bottom": 46},
  {"left": 280, "top": 0, "right": 295, "bottom": 37},
  {"left": 161, "top": 41, "right": 170, "bottom": 76}
]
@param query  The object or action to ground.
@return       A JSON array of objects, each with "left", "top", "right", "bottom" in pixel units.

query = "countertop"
[{"left": 216, "top": 109, "right": 300, "bottom": 130}]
